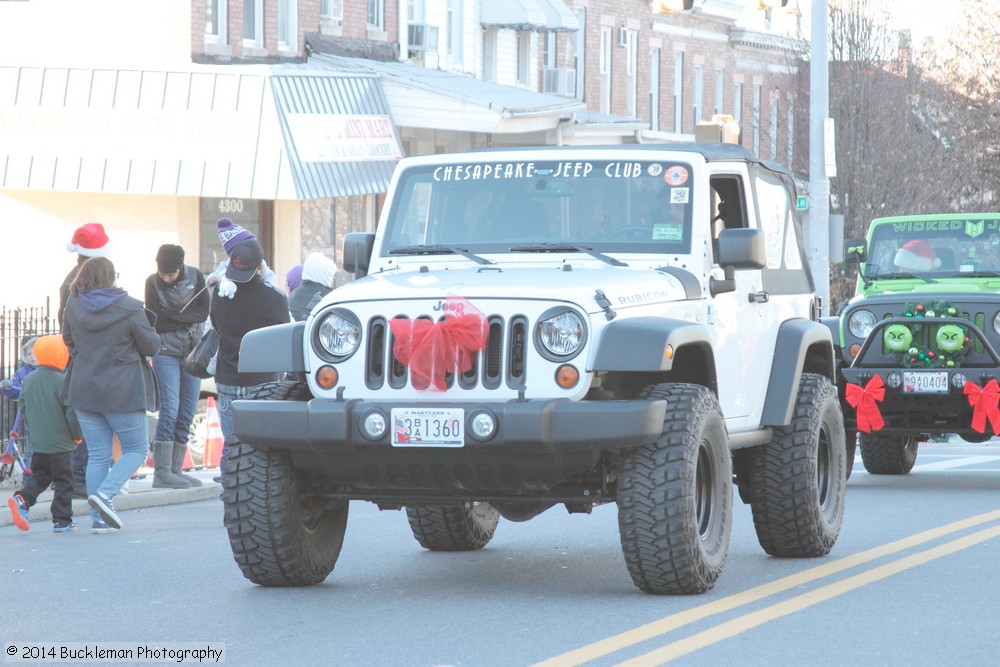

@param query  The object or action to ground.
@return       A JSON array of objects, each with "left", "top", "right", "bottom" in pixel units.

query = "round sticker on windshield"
[
  {"left": 664, "top": 165, "right": 689, "bottom": 186},
  {"left": 647, "top": 164, "right": 664, "bottom": 177}
]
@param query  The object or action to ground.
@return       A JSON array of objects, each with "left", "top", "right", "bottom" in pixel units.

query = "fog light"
[
  {"left": 363, "top": 411, "right": 387, "bottom": 439},
  {"left": 470, "top": 411, "right": 496, "bottom": 440},
  {"left": 848, "top": 343, "right": 861, "bottom": 359},
  {"left": 885, "top": 372, "right": 902, "bottom": 389},
  {"left": 952, "top": 373, "right": 967, "bottom": 389},
  {"left": 316, "top": 365, "right": 339, "bottom": 389}
]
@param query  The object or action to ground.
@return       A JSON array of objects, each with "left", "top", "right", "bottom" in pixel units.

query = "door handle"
[{"left": 749, "top": 291, "right": 769, "bottom": 304}]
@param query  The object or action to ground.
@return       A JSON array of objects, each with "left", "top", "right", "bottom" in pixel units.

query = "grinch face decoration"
[
  {"left": 883, "top": 324, "right": 913, "bottom": 351},
  {"left": 936, "top": 324, "right": 965, "bottom": 352}
]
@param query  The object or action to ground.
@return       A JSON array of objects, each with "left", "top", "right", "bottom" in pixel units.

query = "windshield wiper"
[
  {"left": 389, "top": 244, "right": 494, "bottom": 265},
  {"left": 871, "top": 271, "right": 937, "bottom": 284},
  {"left": 508, "top": 243, "right": 628, "bottom": 267}
]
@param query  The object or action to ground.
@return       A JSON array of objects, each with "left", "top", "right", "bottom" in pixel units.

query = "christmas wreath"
[{"left": 883, "top": 299, "right": 971, "bottom": 368}]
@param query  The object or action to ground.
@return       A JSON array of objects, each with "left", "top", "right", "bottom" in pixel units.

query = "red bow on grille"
[
  {"left": 964, "top": 379, "right": 1000, "bottom": 435},
  {"left": 845, "top": 375, "right": 886, "bottom": 433},
  {"left": 388, "top": 296, "right": 487, "bottom": 391}
]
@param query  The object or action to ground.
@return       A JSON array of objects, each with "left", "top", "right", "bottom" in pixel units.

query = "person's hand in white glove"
[
  {"left": 0, "top": 378, "right": 12, "bottom": 392},
  {"left": 216, "top": 275, "right": 238, "bottom": 298}
]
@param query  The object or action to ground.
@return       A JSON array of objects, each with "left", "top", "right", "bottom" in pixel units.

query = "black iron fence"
[{"left": 1, "top": 300, "right": 58, "bottom": 445}]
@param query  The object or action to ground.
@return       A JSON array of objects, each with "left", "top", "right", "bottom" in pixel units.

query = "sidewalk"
[{"left": 1, "top": 464, "right": 221, "bottom": 528}]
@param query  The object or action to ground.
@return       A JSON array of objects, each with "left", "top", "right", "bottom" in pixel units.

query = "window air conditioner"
[
  {"left": 407, "top": 23, "right": 439, "bottom": 51},
  {"left": 543, "top": 68, "right": 577, "bottom": 97}
]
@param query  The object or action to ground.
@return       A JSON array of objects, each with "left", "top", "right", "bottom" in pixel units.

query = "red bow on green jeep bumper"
[
  {"left": 388, "top": 297, "right": 487, "bottom": 391},
  {"left": 845, "top": 375, "right": 885, "bottom": 433},
  {"left": 964, "top": 379, "right": 1000, "bottom": 435}
]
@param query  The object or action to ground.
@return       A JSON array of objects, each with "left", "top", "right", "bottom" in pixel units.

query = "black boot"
[
  {"left": 172, "top": 442, "right": 203, "bottom": 487},
  {"left": 152, "top": 441, "right": 190, "bottom": 489}
]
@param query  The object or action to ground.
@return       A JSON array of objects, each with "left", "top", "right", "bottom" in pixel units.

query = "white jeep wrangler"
[{"left": 225, "top": 143, "right": 847, "bottom": 594}]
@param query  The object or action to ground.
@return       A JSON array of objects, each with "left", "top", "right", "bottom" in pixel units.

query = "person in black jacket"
[
  {"left": 144, "top": 244, "right": 210, "bottom": 489},
  {"left": 210, "top": 237, "right": 290, "bottom": 482},
  {"left": 62, "top": 257, "right": 160, "bottom": 533},
  {"left": 288, "top": 252, "right": 336, "bottom": 321}
]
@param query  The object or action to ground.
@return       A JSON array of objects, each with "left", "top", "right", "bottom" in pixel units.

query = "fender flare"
[
  {"left": 761, "top": 319, "right": 836, "bottom": 426},
  {"left": 238, "top": 321, "right": 306, "bottom": 373},
  {"left": 592, "top": 316, "right": 715, "bottom": 373}
]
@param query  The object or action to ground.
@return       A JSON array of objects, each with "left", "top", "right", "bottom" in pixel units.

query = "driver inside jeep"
[{"left": 893, "top": 239, "right": 941, "bottom": 273}]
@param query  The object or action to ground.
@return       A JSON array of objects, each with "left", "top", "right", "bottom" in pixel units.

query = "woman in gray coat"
[{"left": 62, "top": 257, "right": 160, "bottom": 533}]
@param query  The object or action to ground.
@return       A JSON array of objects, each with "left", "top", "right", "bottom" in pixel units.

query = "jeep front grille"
[{"left": 364, "top": 314, "right": 528, "bottom": 390}]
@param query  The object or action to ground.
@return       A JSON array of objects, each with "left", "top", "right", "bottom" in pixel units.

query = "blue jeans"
[
  {"left": 153, "top": 353, "right": 201, "bottom": 444},
  {"left": 76, "top": 410, "right": 149, "bottom": 520},
  {"left": 215, "top": 383, "right": 250, "bottom": 479}
]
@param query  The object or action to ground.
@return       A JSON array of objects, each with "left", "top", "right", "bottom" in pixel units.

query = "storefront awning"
[
  {"left": 534, "top": 0, "right": 579, "bottom": 32},
  {"left": 481, "top": 0, "right": 551, "bottom": 32},
  {"left": 0, "top": 65, "right": 402, "bottom": 200},
  {"left": 309, "top": 54, "right": 586, "bottom": 136}
]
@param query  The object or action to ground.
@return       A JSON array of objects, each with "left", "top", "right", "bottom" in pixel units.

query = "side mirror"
[
  {"left": 844, "top": 238, "right": 867, "bottom": 265},
  {"left": 343, "top": 233, "right": 375, "bottom": 277},
  {"left": 717, "top": 228, "right": 765, "bottom": 270}
]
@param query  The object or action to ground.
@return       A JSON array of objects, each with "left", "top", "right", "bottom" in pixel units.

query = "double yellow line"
[{"left": 534, "top": 508, "right": 1000, "bottom": 666}]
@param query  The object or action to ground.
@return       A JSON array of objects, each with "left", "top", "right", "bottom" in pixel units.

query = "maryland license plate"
[
  {"left": 391, "top": 408, "right": 465, "bottom": 447},
  {"left": 903, "top": 371, "right": 949, "bottom": 394}
]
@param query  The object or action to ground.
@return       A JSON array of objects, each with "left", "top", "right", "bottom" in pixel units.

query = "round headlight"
[
  {"left": 317, "top": 311, "right": 361, "bottom": 358},
  {"left": 993, "top": 312, "right": 1000, "bottom": 336},
  {"left": 538, "top": 310, "right": 584, "bottom": 357},
  {"left": 848, "top": 310, "right": 877, "bottom": 339}
]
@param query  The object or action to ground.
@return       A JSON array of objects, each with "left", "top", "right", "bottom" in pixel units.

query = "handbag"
[
  {"left": 184, "top": 327, "right": 219, "bottom": 379},
  {"left": 141, "top": 356, "right": 160, "bottom": 413}
]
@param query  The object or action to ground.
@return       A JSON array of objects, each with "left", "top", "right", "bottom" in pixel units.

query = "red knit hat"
[
  {"left": 66, "top": 223, "right": 110, "bottom": 257},
  {"left": 894, "top": 240, "right": 940, "bottom": 272}
]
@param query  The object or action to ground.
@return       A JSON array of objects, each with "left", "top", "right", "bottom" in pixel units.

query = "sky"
[{"left": 889, "top": 0, "right": 962, "bottom": 45}]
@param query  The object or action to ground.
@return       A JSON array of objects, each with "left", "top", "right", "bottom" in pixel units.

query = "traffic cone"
[
  {"left": 182, "top": 444, "right": 196, "bottom": 471},
  {"left": 202, "top": 396, "right": 224, "bottom": 469}
]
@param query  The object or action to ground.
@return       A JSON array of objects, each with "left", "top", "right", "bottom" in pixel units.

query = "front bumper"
[
  {"left": 232, "top": 397, "right": 667, "bottom": 496},
  {"left": 232, "top": 397, "right": 666, "bottom": 452}
]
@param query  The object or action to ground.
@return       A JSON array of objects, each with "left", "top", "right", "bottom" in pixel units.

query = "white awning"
[
  {"left": 0, "top": 64, "right": 402, "bottom": 200},
  {"left": 480, "top": 0, "right": 548, "bottom": 31},
  {"left": 310, "top": 54, "right": 586, "bottom": 136},
  {"left": 534, "top": 0, "right": 579, "bottom": 32}
]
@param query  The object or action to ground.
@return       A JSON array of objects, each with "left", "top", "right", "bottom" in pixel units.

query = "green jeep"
[{"left": 829, "top": 213, "right": 1000, "bottom": 475}]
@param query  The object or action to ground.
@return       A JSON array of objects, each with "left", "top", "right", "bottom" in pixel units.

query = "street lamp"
[{"left": 651, "top": 0, "right": 694, "bottom": 12}]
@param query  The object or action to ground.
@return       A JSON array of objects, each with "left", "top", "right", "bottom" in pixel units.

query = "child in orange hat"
[{"left": 6, "top": 335, "right": 83, "bottom": 532}]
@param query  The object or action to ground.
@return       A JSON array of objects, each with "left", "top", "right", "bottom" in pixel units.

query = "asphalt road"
[{"left": 4, "top": 442, "right": 1000, "bottom": 666}]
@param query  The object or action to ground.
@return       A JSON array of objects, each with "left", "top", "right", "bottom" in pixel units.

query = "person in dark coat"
[
  {"left": 6, "top": 335, "right": 83, "bottom": 532},
  {"left": 62, "top": 257, "right": 160, "bottom": 533},
  {"left": 144, "top": 244, "right": 209, "bottom": 489},
  {"left": 59, "top": 222, "right": 109, "bottom": 497},
  {"left": 210, "top": 236, "right": 290, "bottom": 482},
  {"left": 288, "top": 252, "right": 336, "bottom": 321}
]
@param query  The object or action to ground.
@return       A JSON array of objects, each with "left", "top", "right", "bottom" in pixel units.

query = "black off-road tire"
[
  {"left": 405, "top": 503, "right": 500, "bottom": 551},
  {"left": 224, "top": 381, "right": 349, "bottom": 587},
  {"left": 617, "top": 383, "right": 732, "bottom": 595},
  {"left": 747, "top": 373, "right": 846, "bottom": 557},
  {"left": 859, "top": 433, "right": 918, "bottom": 475}
]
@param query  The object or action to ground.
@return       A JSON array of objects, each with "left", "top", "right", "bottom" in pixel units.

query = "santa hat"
[
  {"left": 217, "top": 218, "right": 256, "bottom": 256},
  {"left": 894, "top": 240, "right": 940, "bottom": 272},
  {"left": 66, "top": 222, "right": 110, "bottom": 257}
]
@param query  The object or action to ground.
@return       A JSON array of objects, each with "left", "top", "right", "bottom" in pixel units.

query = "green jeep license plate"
[{"left": 903, "top": 371, "right": 948, "bottom": 394}]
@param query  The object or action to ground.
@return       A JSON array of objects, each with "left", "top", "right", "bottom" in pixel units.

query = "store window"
[{"left": 200, "top": 198, "right": 271, "bottom": 275}]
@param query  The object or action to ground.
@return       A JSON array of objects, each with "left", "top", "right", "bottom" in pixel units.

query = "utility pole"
[{"left": 808, "top": 0, "right": 831, "bottom": 316}]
